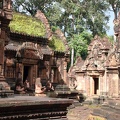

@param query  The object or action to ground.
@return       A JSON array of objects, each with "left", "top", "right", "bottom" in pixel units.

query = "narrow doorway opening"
[
  {"left": 23, "top": 66, "right": 31, "bottom": 83},
  {"left": 93, "top": 78, "right": 99, "bottom": 94}
]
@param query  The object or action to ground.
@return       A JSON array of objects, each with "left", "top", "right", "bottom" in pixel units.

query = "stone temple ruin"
[
  {"left": 68, "top": 12, "right": 120, "bottom": 98},
  {"left": 0, "top": 1, "right": 70, "bottom": 95},
  {"left": 0, "top": 1, "right": 73, "bottom": 119}
]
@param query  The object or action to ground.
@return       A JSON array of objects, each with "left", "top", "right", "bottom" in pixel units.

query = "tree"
[
  {"left": 13, "top": 0, "right": 112, "bottom": 64},
  {"left": 13, "top": 0, "right": 111, "bottom": 37},
  {"left": 13, "top": 0, "right": 55, "bottom": 16},
  {"left": 81, "top": 0, "right": 110, "bottom": 37},
  {"left": 69, "top": 31, "right": 93, "bottom": 61},
  {"left": 107, "top": 0, "right": 120, "bottom": 19}
]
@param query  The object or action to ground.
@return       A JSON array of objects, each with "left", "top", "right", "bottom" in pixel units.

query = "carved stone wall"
[{"left": 68, "top": 36, "right": 116, "bottom": 97}]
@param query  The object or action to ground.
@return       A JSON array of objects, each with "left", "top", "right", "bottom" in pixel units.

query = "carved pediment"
[
  {"left": 24, "top": 49, "right": 38, "bottom": 59},
  {"left": 82, "top": 36, "right": 112, "bottom": 71},
  {"left": 16, "top": 42, "right": 43, "bottom": 60},
  {"left": 105, "top": 52, "right": 119, "bottom": 67}
]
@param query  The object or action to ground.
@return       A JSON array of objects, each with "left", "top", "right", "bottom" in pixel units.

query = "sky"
[{"left": 107, "top": 11, "right": 114, "bottom": 36}]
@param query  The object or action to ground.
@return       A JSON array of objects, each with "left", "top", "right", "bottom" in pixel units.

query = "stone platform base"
[
  {"left": 0, "top": 96, "right": 73, "bottom": 120},
  {"left": 0, "top": 81, "right": 14, "bottom": 98}
]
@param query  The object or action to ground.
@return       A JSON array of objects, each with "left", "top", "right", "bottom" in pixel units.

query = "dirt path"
[{"left": 67, "top": 105, "right": 93, "bottom": 120}]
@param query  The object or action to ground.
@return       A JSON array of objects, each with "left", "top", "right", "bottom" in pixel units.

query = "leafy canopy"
[
  {"left": 69, "top": 31, "right": 93, "bottom": 60},
  {"left": 12, "top": 0, "right": 114, "bottom": 64}
]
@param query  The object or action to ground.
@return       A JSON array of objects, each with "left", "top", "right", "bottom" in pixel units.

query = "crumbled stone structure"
[{"left": 68, "top": 12, "right": 120, "bottom": 98}]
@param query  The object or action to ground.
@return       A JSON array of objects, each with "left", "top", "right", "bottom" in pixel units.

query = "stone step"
[{"left": 0, "top": 90, "right": 14, "bottom": 98}]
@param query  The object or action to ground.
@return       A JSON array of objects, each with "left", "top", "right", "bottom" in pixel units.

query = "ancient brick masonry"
[
  {"left": 0, "top": 0, "right": 14, "bottom": 96},
  {"left": 114, "top": 11, "right": 120, "bottom": 97}
]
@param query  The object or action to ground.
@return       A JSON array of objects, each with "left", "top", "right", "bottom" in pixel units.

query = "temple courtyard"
[
  {"left": 67, "top": 98, "right": 120, "bottom": 120},
  {"left": 0, "top": 95, "right": 120, "bottom": 120}
]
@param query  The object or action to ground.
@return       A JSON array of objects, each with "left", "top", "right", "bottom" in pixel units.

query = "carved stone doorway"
[
  {"left": 23, "top": 66, "right": 31, "bottom": 83},
  {"left": 93, "top": 77, "right": 99, "bottom": 94}
]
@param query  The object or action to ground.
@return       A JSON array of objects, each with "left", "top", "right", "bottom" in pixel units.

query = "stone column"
[
  {"left": 90, "top": 77, "right": 93, "bottom": 96},
  {"left": 99, "top": 74, "right": 103, "bottom": 95},
  {"left": 63, "top": 60, "right": 67, "bottom": 84},
  {"left": 51, "top": 69, "right": 54, "bottom": 83},
  {"left": 0, "top": 0, "right": 12, "bottom": 89},
  {"left": 114, "top": 12, "right": 120, "bottom": 97}
]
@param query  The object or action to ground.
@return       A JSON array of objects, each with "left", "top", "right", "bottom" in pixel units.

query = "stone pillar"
[
  {"left": 90, "top": 77, "right": 93, "bottom": 96},
  {"left": 113, "top": 11, "right": 120, "bottom": 97},
  {"left": 104, "top": 67, "right": 107, "bottom": 94},
  {"left": 63, "top": 60, "right": 67, "bottom": 84},
  {"left": 0, "top": 22, "right": 6, "bottom": 80},
  {"left": 0, "top": 0, "right": 12, "bottom": 89},
  {"left": 51, "top": 69, "right": 54, "bottom": 83}
]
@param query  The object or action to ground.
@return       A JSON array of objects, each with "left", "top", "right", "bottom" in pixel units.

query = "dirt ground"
[{"left": 67, "top": 105, "right": 92, "bottom": 120}]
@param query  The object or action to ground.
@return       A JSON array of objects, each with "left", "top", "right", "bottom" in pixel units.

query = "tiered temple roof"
[{"left": 5, "top": 10, "right": 69, "bottom": 55}]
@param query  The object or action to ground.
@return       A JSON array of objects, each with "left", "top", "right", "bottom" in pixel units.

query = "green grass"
[
  {"left": 88, "top": 115, "right": 106, "bottom": 120},
  {"left": 9, "top": 12, "right": 46, "bottom": 37},
  {"left": 9, "top": 12, "right": 66, "bottom": 52},
  {"left": 86, "top": 104, "right": 101, "bottom": 109},
  {"left": 49, "top": 35, "right": 66, "bottom": 52}
]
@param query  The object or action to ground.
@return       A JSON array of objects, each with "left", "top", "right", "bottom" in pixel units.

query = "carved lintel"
[{"left": 22, "top": 58, "right": 38, "bottom": 64}]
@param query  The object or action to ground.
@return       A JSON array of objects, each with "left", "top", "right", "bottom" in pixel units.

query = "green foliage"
[
  {"left": 107, "top": 0, "right": 120, "bottom": 19},
  {"left": 51, "top": 26, "right": 59, "bottom": 32},
  {"left": 49, "top": 36, "right": 65, "bottom": 52},
  {"left": 13, "top": 0, "right": 56, "bottom": 16},
  {"left": 82, "top": 0, "right": 110, "bottom": 37},
  {"left": 69, "top": 31, "right": 93, "bottom": 60},
  {"left": 12, "top": 0, "right": 114, "bottom": 64},
  {"left": 13, "top": 0, "right": 111, "bottom": 37},
  {"left": 88, "top": 115, "right": 106, "bottom": 120},
  {"left": 9, "top": 12, "right": 46, "bottom": 37}
]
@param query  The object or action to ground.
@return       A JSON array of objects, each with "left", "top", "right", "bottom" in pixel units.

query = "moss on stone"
[
  {"left": 88, "top": 115, "right": 106, "bottom": 120},
  {"left": 9, "top": 12, "right": 46, "bottom": 37},
  {"left": 49, "top": 35, "right": 65, "bottom": 52}
]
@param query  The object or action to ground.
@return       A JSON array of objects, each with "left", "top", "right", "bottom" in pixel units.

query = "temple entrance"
[
  {"left": 23, "top": 66, "right": 31, "bottom": 83},
  {"left": 93, "top": 78, "right": 99, "bottom": 94}
]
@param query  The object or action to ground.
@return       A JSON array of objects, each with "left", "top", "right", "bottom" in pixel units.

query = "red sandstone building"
[
  {"left": 69, "top": 13, "right": 120, "bottom": 98},
  {"left": 0, "top": 1, "right": 70, "bottom": 90}
]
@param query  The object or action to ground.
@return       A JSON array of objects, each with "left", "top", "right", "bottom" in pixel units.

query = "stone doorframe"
[
  {"left": 23, "top": 65, "right": 32, "bottom": 83},
  {"left": 90, "top": 76, "right": 100, "bottom": 96}
]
